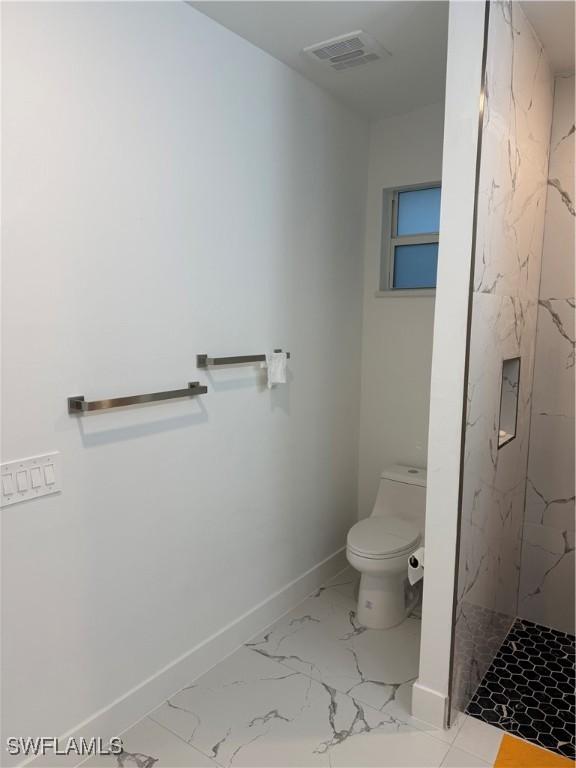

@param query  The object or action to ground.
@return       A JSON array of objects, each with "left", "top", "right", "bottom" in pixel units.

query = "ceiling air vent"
[{"left": 303, "top": 30, "right": 390, "bottom": 72}]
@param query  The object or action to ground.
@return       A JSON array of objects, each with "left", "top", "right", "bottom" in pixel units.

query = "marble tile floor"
[{"left": 83, "top": 568, "right": 544, "bottom": 768}]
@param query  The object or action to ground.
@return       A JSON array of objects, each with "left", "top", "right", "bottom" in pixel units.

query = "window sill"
[{"left": 375, "top": 289, "right": 436, "bottom": 298}]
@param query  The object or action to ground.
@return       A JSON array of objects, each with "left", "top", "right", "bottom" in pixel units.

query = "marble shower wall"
[
  {"left": 518, "top": 75, "right": 575, "bottom": 635},
  {"left": 451, "top": 1, "right": 553, "bottom": 714}
]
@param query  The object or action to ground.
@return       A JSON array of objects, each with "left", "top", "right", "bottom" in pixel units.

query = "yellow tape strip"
[{"left": 494, "top": 734, "right": 574, "bottom": 768}]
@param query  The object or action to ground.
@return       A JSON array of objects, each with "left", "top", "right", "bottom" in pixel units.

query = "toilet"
[{"left": 347, "top": 464, "right": 426, "bottom": 630}]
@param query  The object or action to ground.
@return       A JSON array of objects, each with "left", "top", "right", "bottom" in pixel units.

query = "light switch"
[
  {"left": 0, "top": 452, "right": 60, "bottom": 507},
  {"left": 2, "top": 475, "right": 14, "bottom": 496},
  {"left": 16, "top": 471, "right": 28, "bottom": 492},
  {"left": 44, "top": 465, "right": 56, "bottom": 486},
  {"left": 30, "top": 466, "right": 43, "bottom": 488}
]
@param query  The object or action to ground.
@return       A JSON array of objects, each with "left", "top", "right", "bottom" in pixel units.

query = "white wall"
[
  {"left": 1, "top": 1, "right": 368, "bottom": 749},
  {"left": 413, "top": 1, "right": 487, "bottom": 728},
  {"left": 358, "top": 103, "right": 444, "bottom": 518}
]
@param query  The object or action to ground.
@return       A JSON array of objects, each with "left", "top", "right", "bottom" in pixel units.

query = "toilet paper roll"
[{"left": 408, "top": 547, "right": 425, "bottom": 586}]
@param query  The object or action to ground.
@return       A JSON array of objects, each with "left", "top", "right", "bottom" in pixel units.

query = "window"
[{"left": 380, "top": 184, "right": 441, "bottom": 292}]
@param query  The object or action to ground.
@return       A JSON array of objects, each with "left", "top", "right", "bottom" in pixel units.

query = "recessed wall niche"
[{"left": 498, "top": 357, "right": 520, "bottom": 448}]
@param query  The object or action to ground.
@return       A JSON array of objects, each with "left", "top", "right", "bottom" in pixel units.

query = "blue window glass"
[
  {"left": 397, "top": 187, "right": 441, "bottom": 235},
  {"left": 393, "top": 243, "right": 438, "bottom": 289}
]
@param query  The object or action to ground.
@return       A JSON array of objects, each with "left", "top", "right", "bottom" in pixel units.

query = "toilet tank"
[{"left": 371, "top": 464, "right": 427, "bottom": 528}]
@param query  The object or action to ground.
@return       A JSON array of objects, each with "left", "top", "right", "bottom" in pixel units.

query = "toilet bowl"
[{"left": 346, "top": 465, "right": 426, "bottom": 630}]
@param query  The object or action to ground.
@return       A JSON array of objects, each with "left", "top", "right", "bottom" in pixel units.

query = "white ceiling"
[
  {"left": 521, "top": 1, "right": 575, "bottom": 74},
  {"left": 189, "top": 2, "right": 449, "bottom": 120},
  {"left": 189, "top": 1, "right": 574, "bottom": 120}
]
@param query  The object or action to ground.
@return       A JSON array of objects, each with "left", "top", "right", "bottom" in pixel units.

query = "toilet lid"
[{"left": 347, "top": 516, "right": 420, "bottom": 558}]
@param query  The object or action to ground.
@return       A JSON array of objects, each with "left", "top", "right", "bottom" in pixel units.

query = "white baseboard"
[
  {"left": 21, "top": 547, "right": 348, "bottom": 768},
  {"left": 411, "top": 680, "right": 449, "bottom": 729}
]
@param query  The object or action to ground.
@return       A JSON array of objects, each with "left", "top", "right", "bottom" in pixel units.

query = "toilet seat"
[{"left": 347, "top": 516, "right": 420, "bottom": 560}]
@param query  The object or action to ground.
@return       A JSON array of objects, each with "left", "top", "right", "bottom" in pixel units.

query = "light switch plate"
[{"left": 1, "top": 452, "right": 61, "bottom": 507}]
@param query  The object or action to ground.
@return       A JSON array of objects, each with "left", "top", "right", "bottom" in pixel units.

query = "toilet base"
[{"left": 357, "top": 571, "right": 419, "bottom": 630}]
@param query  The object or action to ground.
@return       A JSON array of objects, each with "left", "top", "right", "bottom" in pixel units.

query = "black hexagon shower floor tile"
[{"left": 466, "top": 618, "right": 576, "bottom": 759}]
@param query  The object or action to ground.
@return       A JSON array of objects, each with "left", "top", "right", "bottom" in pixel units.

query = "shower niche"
[{"left": 498, "top": 357, "right": 520, "bottom": 448}]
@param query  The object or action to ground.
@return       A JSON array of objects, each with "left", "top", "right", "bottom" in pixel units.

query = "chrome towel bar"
[
  {"left": 68, "top": 382, "right": 207, "bottom": 414},
  {"left": 196, "top": 350, "right": 290, "bottom": 368}
]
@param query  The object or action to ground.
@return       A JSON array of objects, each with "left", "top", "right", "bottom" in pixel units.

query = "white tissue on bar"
[
  {"left": 408, "top": 547, "right": 425, "bottom": 585},
  {"left": 265, "top": 352, "right": 287, "bottom": 389}
]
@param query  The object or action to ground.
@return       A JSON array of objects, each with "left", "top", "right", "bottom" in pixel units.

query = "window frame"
[{"left": 379, "top": 182, "right": 441, "bottom": 294}]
